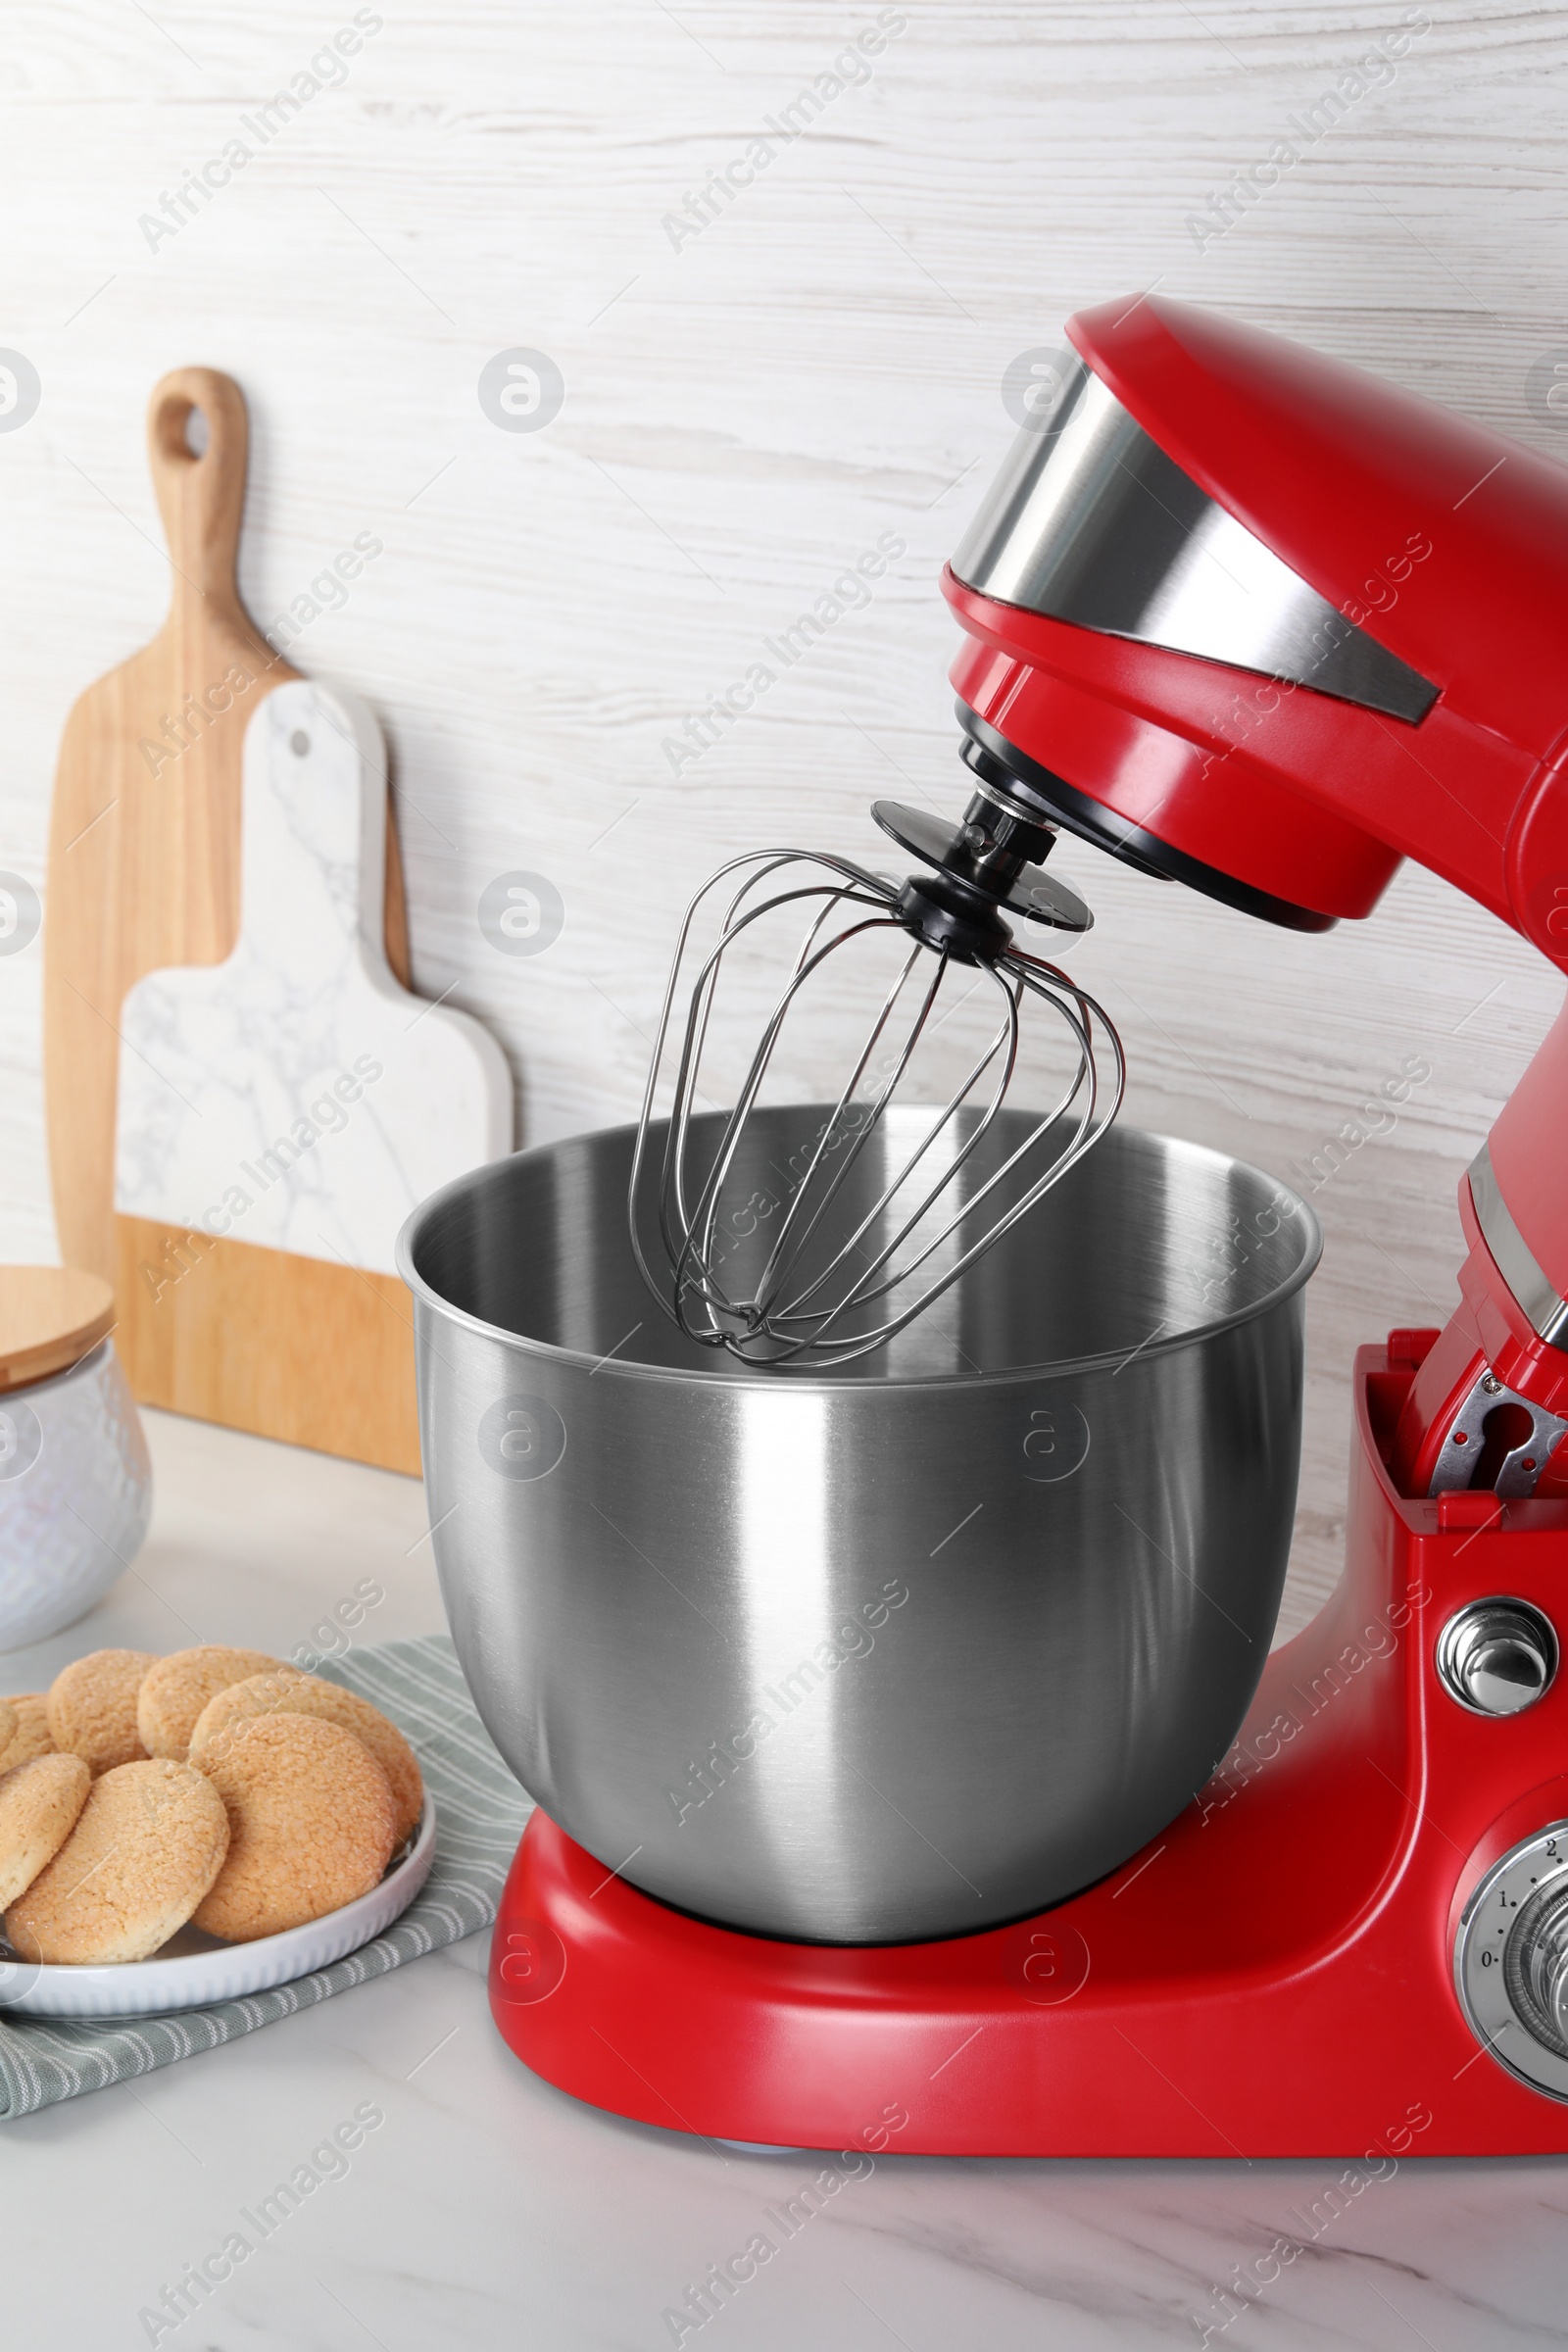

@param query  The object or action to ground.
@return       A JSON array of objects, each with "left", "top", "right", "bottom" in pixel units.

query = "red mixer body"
[
  {"left": 492, "top": 1336, "right": 1568, "bottom": 2155},
  {"left": 944, "top": 295, "right": 1568, "bottom": 1474},
  {"left": 487, "top": 300, "right": 1568, "bottom": 2154},
  {"left": 949, "top": 292, "right": 1568, "bottom": 948}
]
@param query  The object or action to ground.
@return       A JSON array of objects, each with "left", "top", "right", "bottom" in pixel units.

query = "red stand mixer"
[{"left": 485, "top": 296, "right": 1568, "bottom": 2155}]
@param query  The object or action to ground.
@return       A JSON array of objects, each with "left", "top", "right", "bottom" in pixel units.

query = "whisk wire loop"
[{"left": 669, "top": 908, "right": 903, "bottom": 1329}]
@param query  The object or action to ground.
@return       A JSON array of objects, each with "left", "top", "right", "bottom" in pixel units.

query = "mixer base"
[{"left": 489, "top": 1338, "right": 1568, "bottom": 2157}]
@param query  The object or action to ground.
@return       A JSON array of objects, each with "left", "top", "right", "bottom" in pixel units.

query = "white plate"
[{"left": 0, "top": 1796, "right": 436, "bottom": 2019}]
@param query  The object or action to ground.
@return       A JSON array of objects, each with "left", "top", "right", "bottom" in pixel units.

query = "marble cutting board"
[{"left": 112, "top": 680, "right": 513, "bottom": 1472}]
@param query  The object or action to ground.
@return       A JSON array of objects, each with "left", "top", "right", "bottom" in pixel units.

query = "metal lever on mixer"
[
  {"left": 1427, "top": 1371, "right": 1568, "bottom": 1500},
  {"left": 1390, "top": 1316, "right": 1568, "bottom": 1503}
]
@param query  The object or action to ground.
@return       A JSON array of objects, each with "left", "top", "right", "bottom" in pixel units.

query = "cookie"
[
  {"left": 136, "top": 1645, "right": 288, "bottom": 1762},
  {"left": 46, "top": 1649, "right": 160, "bottom": 1775},
  {"left": 0, "top": 1699, "right": 14, "bottom": 1761},
  {"left": 7, "top": 1759, "right": 229, "bottom": 1965},
  {"left": 0, "top": 1754, "right": 91, "bottom": 1911},
  {"left": 193, "top": 1714, "right": 396, "bottom": 1942},
  {"left": 191, "top": 1671, "right": 423, "bottom": 1843},
  {"left": 0, "top": 1694, "right": 53, "bottom": 1772}
]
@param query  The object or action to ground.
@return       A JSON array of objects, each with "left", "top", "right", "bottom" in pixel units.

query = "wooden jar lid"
[{"left": 0, "top": 1266, "right": 117, "bottom": 1394}]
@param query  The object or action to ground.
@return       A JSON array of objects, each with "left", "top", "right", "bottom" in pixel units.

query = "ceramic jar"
[{"left": 0, "top": 1271, "right": 153, "bottom": 1650}]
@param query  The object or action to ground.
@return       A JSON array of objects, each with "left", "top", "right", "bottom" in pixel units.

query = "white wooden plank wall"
[{"left": 1, "top": 1, "right": 1564, "bottom": 1633}]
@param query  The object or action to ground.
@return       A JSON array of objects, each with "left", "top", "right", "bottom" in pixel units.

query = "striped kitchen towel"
[{"left": 0, "top": 1635, "right": 531, "bottom": 2121}]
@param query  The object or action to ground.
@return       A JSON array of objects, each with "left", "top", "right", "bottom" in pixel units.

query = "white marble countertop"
[{"left": 4, "top": 1409, "right": 1566, "bottom": 2352}]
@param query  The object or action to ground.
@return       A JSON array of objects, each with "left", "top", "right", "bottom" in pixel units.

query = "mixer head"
[{"left": 628, "top": 779, "right": 1123, "bottom": 1369}]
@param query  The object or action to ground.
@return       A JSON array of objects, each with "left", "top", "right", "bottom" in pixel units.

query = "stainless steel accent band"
[
  {"left": 1468, "top": 1143, "right": 1568, "bottom": 1349},
  {"left": 952, "top": 355, "right": 1438, "bottom": 724}
]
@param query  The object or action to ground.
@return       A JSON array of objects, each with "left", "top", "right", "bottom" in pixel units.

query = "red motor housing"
[{"left": 943, "top": 295, "right": 1568, "bottom": 1483}]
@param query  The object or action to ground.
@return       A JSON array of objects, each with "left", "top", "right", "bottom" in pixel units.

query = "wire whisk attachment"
[{"left": 629, "top": 775, "right": 1125, "bottom": 1369}]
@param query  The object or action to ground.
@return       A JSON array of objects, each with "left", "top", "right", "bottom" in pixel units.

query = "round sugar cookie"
[
  {"left": 0, "top": 1694, "right": 56, "bottom": 1771},
  {"left": 193, "top": 1713, "right": 396, "bottom": 1942},
  {"left": 0, "top": 1754, "right": 91, "bottom": 1911},
  {"left": 136, "top": 1645, "right": 288, "bottom": 1762},
  {"left": 46, "top": 1649, "right": 159, "bottom": 1775},
  {"left": 0, "top": 1699, "right": 14, "bottom": 1759},
  {"left": 6, "top": 1759, "right": 229, "bottom": 1964},
  {"left": 191, "top": 1670, "right": 422, "bottom": 1843}
]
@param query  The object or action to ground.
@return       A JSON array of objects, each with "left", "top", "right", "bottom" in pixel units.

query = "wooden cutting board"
[
  {"left": 113, "top": 678, "right": 511, "bottom": 1338},
  {"left": 43, "top": 367, "right": 426, "bottom": 1472}
]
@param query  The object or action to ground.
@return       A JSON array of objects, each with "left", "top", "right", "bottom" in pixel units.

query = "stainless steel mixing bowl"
[{"left": 398, "top": 1109, "right": 1320, "bottom": 1943}]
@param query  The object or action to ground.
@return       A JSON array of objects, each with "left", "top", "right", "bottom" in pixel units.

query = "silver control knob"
[
  {"left": 1455, "top": 1823, "right": 1568, "bottom": 2099},
  {"left": 1436, "top": 1597, "right": 1557, "bottom": 1716},
  {"left": 1526, "top": 1892, "right": 1568, "bottom": 2047}
]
